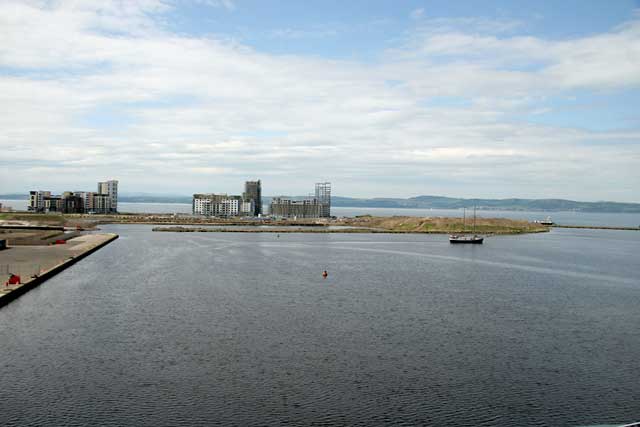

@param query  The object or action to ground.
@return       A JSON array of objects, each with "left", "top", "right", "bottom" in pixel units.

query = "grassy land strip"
[
  {"left": 152, "top": 216, "right": 549, "bottom": 234},
  {"left": 2, "top": 212, "right": 550, "bottom": 234},
  {"left": 342, "top": 216, "right": 549, "bottom": 234}
]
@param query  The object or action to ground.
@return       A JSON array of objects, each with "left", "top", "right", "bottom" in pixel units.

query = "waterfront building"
[
  {"left": 269, "top": 197, "right": 324, "bottom": 219},
  {"left": 29, "top": 179, "right": 118, "bottom": 214},
  {"left": 243, "top": 180, "right": 262, "bottom": 216},
  {"left": 241, "top": 200, "right": 255, "bottom": 215},
  {"left": 315, "top": 182, "right": 331, "bottom": 218},
  {"left": 68, "top": 191, "right": 110, "bottom": 214},
  {"left": 98, "top": 180, "right": 118, "bottom": 213},
  {"left": 62, "top": 192, "right": 84, "bottom": 214},
  {"left": 93, "top": 194, "right": 112, "bottom": 214},
  {"left": 75, "top": 192, "right": 93, "bottom": 212},
  {"left": 43, "top": 195, "right": 63, "bottom": 212},
  {"left": 269, "top": 182, "right": 332, "bottom": 219},
  {"left": 194, "top": 179, "right": 261, "bottom": 217},
  {"left": 29, "top": 191, "right": 51, "bottom": 212},
  {"left": 193, "top": 194, "right": 245, "bottom": 217}
]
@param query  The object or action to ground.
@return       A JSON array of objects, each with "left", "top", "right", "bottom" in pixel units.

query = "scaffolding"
[{"left": 315, "top": 182, "right": 331, "bottom": 218}]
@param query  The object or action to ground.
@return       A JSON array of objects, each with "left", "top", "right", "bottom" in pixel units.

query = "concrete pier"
[{"left": 0, "top": 233, "right": 118, "bottom": 308}]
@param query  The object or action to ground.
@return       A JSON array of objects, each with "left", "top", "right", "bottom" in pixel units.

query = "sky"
[{"left": 1, "top": 0, "right": 639, "bottom": 201}]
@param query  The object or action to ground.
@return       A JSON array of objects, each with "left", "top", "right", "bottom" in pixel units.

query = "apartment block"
[
  {"left": 29, "top": 191, "right": 51, "bottom": 212},
  {"left": 98, "top": 180, "right": 118, "bottom": 213},
  {"left": 28, "top": 179, "right": 118, "bottom": 214},
  {"left": 193, "top": 194, "right": 244, "bottom": 217}
]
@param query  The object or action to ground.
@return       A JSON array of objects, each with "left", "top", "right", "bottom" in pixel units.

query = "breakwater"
[
  {"left": 0, "top": 233, "right": 118, "bottom": 308},
  {"left": 552, "top": 225, "right": 639, "bottom": 231}
]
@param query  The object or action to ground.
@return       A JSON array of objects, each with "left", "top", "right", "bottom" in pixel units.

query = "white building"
[
  {"left": 241, "top": 200, "right": 255, "bottom": 215},
  {"left": 193, "top": 194, "right": 248, "bottom": 217}
]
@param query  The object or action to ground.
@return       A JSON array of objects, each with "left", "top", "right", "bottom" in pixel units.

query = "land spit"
[
  {"left": 1, "top": 212, "right": 637, "bottom": 232},
  {"left": 2, "top": 212, "right": 549, "bottom": 234},
  {"left": 0, "top": 233, "right": 118, "bottom": 308},
  {"left": 152, "top": 215, "right": 550, "bottom": 235}
]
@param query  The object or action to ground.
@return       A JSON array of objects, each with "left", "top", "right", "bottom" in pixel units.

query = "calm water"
[
  {"left": 0, "top": 225, "right": 639, "bottom": 426},
  {"left": 2, "top": 199, "right": 640, "bottom": 227}
]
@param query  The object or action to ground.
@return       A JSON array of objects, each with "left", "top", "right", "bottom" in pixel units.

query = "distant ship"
[{"left": 450, "top": 206, "right": 484, "bottom": 244}]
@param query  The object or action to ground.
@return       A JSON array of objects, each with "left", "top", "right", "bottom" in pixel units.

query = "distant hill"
[
  {"left": 120, "top": 195, "right": 193, "bottom": 204},
  {"left": 0, "top": 194, "right": 28, "bottom": 200},
  {"left": 2, "top": 194, "right": 639, "bottom": 213},
  {"left": 330, "top": 196, "right": 640, "bottom": 213}
]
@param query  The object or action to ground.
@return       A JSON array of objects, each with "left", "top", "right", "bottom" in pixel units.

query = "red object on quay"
[
  {"left": 5, "top": 274, "right": 21, "bottom": 286},
  {"left": 55, "top": 239, "right": 66, "bottom": 244}
]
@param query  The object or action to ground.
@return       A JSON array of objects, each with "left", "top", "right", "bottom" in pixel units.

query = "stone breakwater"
[{"left": 0, "top": 233, "right": 118, "bottom": 308}]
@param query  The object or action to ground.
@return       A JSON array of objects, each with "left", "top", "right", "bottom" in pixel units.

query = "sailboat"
[{"left": 449, "top": 206, "right": 484, "bottom": 244}]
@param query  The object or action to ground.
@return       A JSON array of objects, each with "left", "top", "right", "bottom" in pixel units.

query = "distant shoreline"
[{"left": 2, "top": 195, "right": 640, "bottom": 214}]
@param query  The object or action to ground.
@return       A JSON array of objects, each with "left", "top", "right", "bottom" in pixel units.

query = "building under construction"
[
  {"left": 243, "top": 180, "right": 262, "bottom": 216},
  {"left": 269, "top": 182, "right": 331, "bottom": 219}
]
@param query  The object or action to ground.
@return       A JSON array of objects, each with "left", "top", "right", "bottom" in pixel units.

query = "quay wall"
[{"left": 0, "top": 234, "right": 118, "bottom": 308}]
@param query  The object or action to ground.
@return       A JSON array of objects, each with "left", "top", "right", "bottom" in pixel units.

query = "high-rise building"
[
  {"left": 315, "top": 182, "right": 331, "bottom": 217},
  {"left": 29, "top": 191, "right": 51, "bottom": 212},
  {"left": 98, "top": 180, "right": 118, "bottom": 213},
  {"left": 243, "top": 180, "right": 262, "bottom": 216}
]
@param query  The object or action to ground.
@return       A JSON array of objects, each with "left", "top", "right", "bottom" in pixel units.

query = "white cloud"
[
  {"left": 0, "top": 1, "right": 639, "bottom": 201},
  {"left": 192, "top": 0, "right": 235, "bottom": 11},
  {"left": 403, "top": 17, "right": 640, "bottom": 90}
]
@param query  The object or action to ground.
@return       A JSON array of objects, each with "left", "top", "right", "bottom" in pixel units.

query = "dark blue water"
[{"left": 0, "top": 225, "right": 639, "bottom": 426}]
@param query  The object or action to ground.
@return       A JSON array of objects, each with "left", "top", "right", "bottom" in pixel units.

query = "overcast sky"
[{"left": 1, "top": 0, "right": 639, "bottom": 201}]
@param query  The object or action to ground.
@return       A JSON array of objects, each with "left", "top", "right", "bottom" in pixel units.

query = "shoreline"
[{"left": 151, "top": 226, "right": 549, "bottom": 235}]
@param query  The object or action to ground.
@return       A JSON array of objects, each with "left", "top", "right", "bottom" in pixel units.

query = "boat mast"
[
  {"left": 473, "top": 205, "right": 476, "bottom": 234},
  {"left": 462, "top": 207, "right": 466, "bottom": 233}
]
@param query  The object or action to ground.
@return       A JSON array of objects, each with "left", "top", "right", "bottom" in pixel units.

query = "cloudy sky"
[{"left": 1, "top": 0, "right": 639, "bottom": 201}]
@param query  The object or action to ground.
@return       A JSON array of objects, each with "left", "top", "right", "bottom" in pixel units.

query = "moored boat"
[
  {"left": 449, "top": 234, "right": 484, "bottom": 244},
  {"left": 535, "top": 216, "right": 554, "bottom": 226},
  {"left": 449, "top": 206, "right": 484, "bottom": 244}
]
